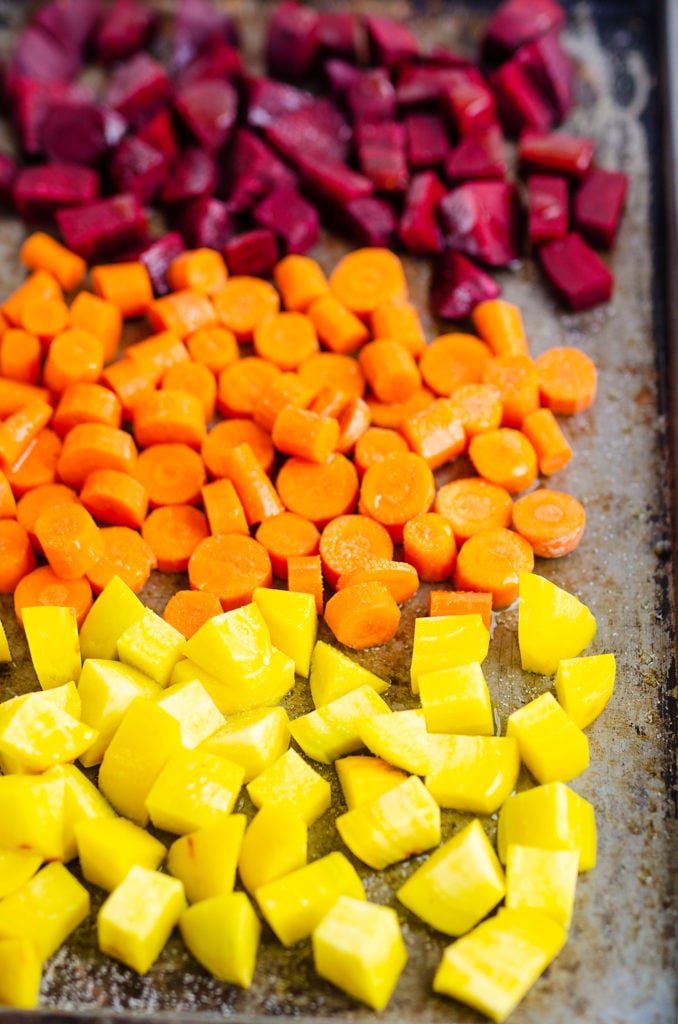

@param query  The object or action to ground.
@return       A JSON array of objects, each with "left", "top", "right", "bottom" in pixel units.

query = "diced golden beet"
[
  {"left": 397, "top": 818, "right": 504, "bottom": 936},
  {"left": 410, "top": 614, "right": 490, "bottom": 694},
  {"left": 182, "top": 604, "right": 272, "bottom": 686},
  {"left": 289, "top": 684, "right": 391, "bottom": 764},
  {"left": 154, "top": 679, "right": 225, "bottom": 748},
  {"left": 433, "top": 907, "right": 567, "bottom": 1023},
  {"left": 507, "top": 692, "right": 589, "bottom": 784},
  {"left": 75, "top": 816, "right": 167, "bottom": 891},
  {"left": 98, "top": 697, "right": 182, "bottom": 825},
  {"left": 246, "top": 747, "right": 331, "bottom": 825},
  {"left": 0, "top": 619, "right": 10, "bottom": 662},
  {"left": 497, "top": 782, "right": 596, "bottom": 870},
  {"left": 0, "top": 700, "right": 97, "bottom": 773},
  {"left": 0, "top": 850, "right": 43, "bottom": 899},
  {"left": 335, "top": 776, "right": 440, "bottom": 870},
  {"left": 171, "top": 648, "right": 295, "bottom": 715},
  {"left": 554, "top": 653, "right": 615, "bottom": 728},
  {"left": 180, "top": 891, "right": 260, "bottom": 988},
  {"left": 238, "top": 804, "right": 308, "bottom": 895},
  {"left": 0, "top": 771, "right": 67, "bottom": 860},
  {"left": 255, "top": 851, "right": 365, "bottom": 947},
  {"left": 0, "top": 862, "right": 89, "bottom": 961},
  {"left": 167, "top": 815, "right": 246, "bottom": 903},
  {"left": 98, "top": 865, "right": 186, "bottom": 975},
  {"left": 79, "top": 574, "right": 146, "bottom": 661},
  {"left": 309, "top": 640, "right": 389, "bottom": 707},
  {"left": 77, "top": 658, "right": 161, "bottom": 767},
  {"left": 418, "top": 662, "right": 494, "bottom": 735},
  {"left": 0, "top": 683, "right": 82, "bottom": 774},
  {"left": 145, "top": 748, "right": 245, "bottom": 835},
  {"left": 505, "top": 844, "right": 579, "bottom": 929},
  {"left": 22, "top": 605, "right": 81, "bottom": 690},
  {"left": 50, "top": 762, "right": 116, "bottom": 861},
  {"left": 425, "top": 734, "right": 520, "bottom": 814},
  {"left": 117, "top": 608, "right": 185, "bottom": 687},
  {"left": 253, "top": 587, "right": 317, "bottom": 677},
  {"left": 518, "top": 572, "right": 596, "bottom": 676},
  {"left": 199, "top": 706, "right": 290, "bottom": 783},
  {"left": 0, "top": 938, "right": 42, "bottom": 1009},
  {"left": 335, "top": 755, "right": 408, "bottom": 810},
  {"left": 312, "top": 896, "right": 407, "bottom": 1011},
  {"left": 357, "top": 708, "right": 429, "bottom": 775}
]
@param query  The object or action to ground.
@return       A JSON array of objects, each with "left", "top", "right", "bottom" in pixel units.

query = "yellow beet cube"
[
  {"left": 97, "top": 865, "right": 186, "bottom": 974},
  {"left": 418, "top": 662, "right": 494, "bottom": 735},
  {"left": 497, "top": 781, "right": 596, "bottom": 870},
  {"left": 0, "top": 699, "right": 97, "bottom": 773},
  {"left": 199, "top": 706, "right": 290, "bottom": 782},
  {"left": 518, "top": 572, "right": 596, "bottom": 676},
  {"left": 309, "top": 640, "right": 389, "bottom": 707},
  {"left": 145, "top": 748, "right": 245, "bottom": 834},
  {"left": 253, "top": 587, "right": 317, "bottom": 677},
  {"left": 425, "top": 734, "right": 520, "bottom": 814},
  {"left": 0, "top": 938, "right": 42, "bottom": 1009},
  {"left": 507, "top": 691, "right": 589, "bottom": 783},
  {"left": 79, "top": 574, "right": 146, "bottom": 661},
  {"left": 0, "top": 862, "right": 89, "bottom": 961},
  {"left": 289, "top": 684, "right": 391, "bottom": 764},
  {"left": 182, "top": 604, "right": 272, "bottom": 686},
  {"left": 180, "top": 891, "right": 260, "bottom": 988},
  {"left": 170, "top": 648, "right": 294, "bottom": 715},
  {"left": 75, "top": 816, "right": 167, "bottom": 891},
  {"left": 0, "top": 618, "right": 10, "bottom": 662},
  {"left": 167, "top": 814, "right": 246, "bottom": 903},
  {"left": 335, "top": 755, "right": 408, "bottom": 810},
  {"left": 255, "top": 851, "right": 365, "bottom": 946},
  {"left": 505, "top": 843, "right": 579, "bottom": 929},
  {"left": 335, "top": 776, "right": 441, "bottom": 870},
  {"left": 23, "top": 605, "right": 81, "bottom": 690},
  {"left": 555, "top": 653, "right": 616, "bottom": 728},
  {"left": 154, "top": 679, "right": 225, "bottom": 748},
  {"left": 238, "top": 804, "right": 307, "bottom": 895},
  {"left": 357, "top": 708, "right": 430, "bottom": 775},
  {"left": 246, "top": 747, "right": 331, "bottom": 825},
  {"left": 77, "top": 658, "right": 160, "bottom": 766},
  {"left": 117, "top": 609, "right": 185, "bottom": 687},
  {"left": 410, "top": 614, "right": 490, "bottom": 694},
  {"left": 0, "top": 849, "right": 43, "bottom": 899},
  {"left": 313, "top": 896, "right": 407, "bottom": 1011},
  {"left": 433, "top": 907, "right": 567, "bottom": 1022},
  {"left": 50, "top": 762, "right": 116, "bottom": 861},
  {"left": 0, "top": 771, "right": 67, "bottom": 860},
  {"left": 397, "top": 818, "right": 504, "bottom": 936}
]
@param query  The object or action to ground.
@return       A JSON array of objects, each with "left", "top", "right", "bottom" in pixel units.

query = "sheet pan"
[{"left": 0, "top": 1, "right": 676, "bottom": 1022}]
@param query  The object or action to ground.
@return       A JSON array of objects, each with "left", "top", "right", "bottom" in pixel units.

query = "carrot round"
[
  {"left": 0, "top": 400, "right": 53, "bottom": 473},
  {"left": 358, "top": 338, "right": 421, "bottom": 404},
  {"left": 336, "top": 397, "right": 371, "bottom": 454},
  {"left": 168, "top": 248, "right": 228, "bottom": 296},
  {"left": 69, "top": 290, "right": 121, "bottom": 364},
  {"left": 7, "top": 429, "right": 62, "bottom": 498},
  {"left": 212, "top": 276, "right": 280, "bottom": 341},
  {"left": 511, "top": 488, "right": 586, "bottom": 557},
  {"left": 402, "top": 511, "right": 457, "bottom": 582},
  {"left": 253, "top": 311, "right": 319, "bottom": 369},
  {"left": 273, "top": 254, "right": 329, "bottom": 312},
  {"left": 80, "top": 469, "right": 149, "bottom": 529},
  {"left": 399, "top": 397, "right": 466, "bottom": 469},
  {"left": 134, "top": 442, "right": 206, "bottom": 507},
  {"left": 335, "top": 558, "right": 419, "bottom": 604},
  {"left": 0, "top": 379, "right": 50, "bottom": 418},
  {"left": 218, "top": 442, "right": 284, "bottom": 525},
  {"left": 0, "top": 328, "right": 42, "bottom": 384},
  {"left": 428, "top": 589, "right": 493, "bottom": 631},
  {"left": 148, "top": 289, "right": 217, "bottom": 338},
  {"left": 454, "top": 526, "right": 535, "bottom": 608},
  {"left": 99, "top": 359, "right": 158, "bottom": 420},
  {"left": 3, "top": 269, "right": 62, "bottom": 327},
  {"left": 272, "top": 406, "right": 339, "bottom": 464},
  {"left": 188, "top": 533, "right": 273, "bottom": 611},
  {"left": 534, "top": 346, "right": 598, "bottom": 414},
  {"left": 52, "top": 382, "right": 123, "bottom": 437},
  {"left": 16, "top": 482, "right": 80, "bottom": 550},
  {"left": 472, "top": 298, "right": 529, "bottom": 357},
  {"left": 186, "top": 325, "right": 239, "bottom": 374},
  {"left": 56, "top": 423, "right": 138, "bottom": 490},
  {"left": 324, "top": 580, "right": 401, "bottom": 650},
  {"left": 142, "top": 504, "right": 210, "bottom": 573},
  {"left": 162, "top": 361, "right": 217, "bottom": 423},
  {"left": 434, "top": 477, "right": 514, "bottom": 545},
  {"left": 353, "top": 426, "right": 409, "bottom": 477},
  {"left": 482, "top": 353, "right": 540, "bottom": 428},
  {"left": 419, "top": 333, "right": 493, "bottom": 397},
  {"left": 365, "top": 385, "right": 435, "bottom": 430},
  {"left": 20, "top": 296, "right": 70, "bottom": 344},
  {"left": 35, "top": 501, "right": 104, "bottom": 581},
  {"left": 448, "top": 383, "right": 503, "bottom": 438},
  {"left": 13, "top": 565, "right": 92, "bottom": 629},
  {"left": 86, "top": 525, "right": 157, "bottom": 594},
  {"left": 0, "top": 519, "right": 36, "bottom": 593},
  {"left": 521, "top": 407, "right": 573, "bottom": 475},
  {"left": 0, "top": 469, "right": 17, "bottom": 519},
  {"left": 255, "top": 511, "right": 320, "bottom": 579},
  {"left": 217, "top": 356, "right": 282, "bottom": 418},
  {"left": 126, "top": 331, "right": 189, "bottom": 376},
  {"left": 359, "top": 450, "right": 435, "bottom": 543},
  {"left": 42, "top": 327, "right": 105, "bottom": 394},
  {"left": 328, "top": 247, "right": 408, "bottom": 317},
  {"left": 287, "top": 554, "right": 324, "bottom": 613},
  {"left": 370, "top": 298, "right": 426, "bottom": 359},
  {"left": 202, "top": 419, "right": 275, "bottom": 478},
  {"left": 20, "top": 231, "right": 87, "bottom": 291},
  {"left": 133, "top": 388, "right": 207, "bottom": 450},
  {"left": 468, "top": 427, "right": 538, "bottom": 494},
  {"left": 298, "top": 351, "right": 366, "bottom": 401},
  {"left": 306, "top": 292, "right": 370, "bottom": 354},
  {"left": 319, "top": 513, "right": 394, "bottom": 589},
  {"left": 162, "top": 589, "right": 223, "bottom": 639},
  {"left": 275, "top": 452, "right": 359, "bottom": 528},
  {"left": 254, "top": 372, "right": 315, "bottom": 434},
  {"left": 91, "top": 261, "right": 153, "bottom": 319},
  {"left": 201, "top": 478, "right": 249, "bottom": 537}
]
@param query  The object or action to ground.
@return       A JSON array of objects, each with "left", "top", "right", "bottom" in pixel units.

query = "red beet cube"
[
  {"left": 317, "top": 12, "right": 362, "bottom": 61},
  {"left": 266, "top": 0, "right": 320, "bottom": 82},
  {"left": 247, "top": 77, "right": 314, "bottom": 129},
  {"left": 32, "top": 0, "right": 101, "bottom": 57},
  {"left": 405, "top": 113, "right": 450, "bottom": 168},
  {"left": 444, "top": 125, "right": 507, "bottom": 182},
  {"left": 111, "top": 136, "right": 169, "bottom": 205},
  {"left": 482, "top": 0, "right": 566, "bottom": 65},
  {"left": 14, "top": 163, "right": 100, "bottom": 222},
  {"left": 171, "top": 0, "right": 239, "bottom": 75},
  {"left": 490, "top": 58, "right": 555, "bottom": 137},
  {"left": 573, "top": 168, "right": 628, "bottom": 249},
  {"left": 355, "top": 121, "right": 409, "bottom": 192},
  {"left": 161, "top": 147, "right": 218, "bottom": 204},
  {"left": 41, "top": 102, "right": 109, "bottom": 166},
  {"left": 12, "top": 78, "right": 93, "bottom": 156},
  {"left": 0, "top": 153, "right": 17, "bottom": 206},
  {"left": 138, "top": 232, "right": 186, "bottom": 296},
  {"left": 174, "top": 196, "right": 236, "bottom": 249},
  {"left": 57, "top": 193, "right": 149, "bottom": 261},
  {"left": 431, "top": 248, "right": 501, "bottom": 319},
  {"left": 295, "top": 151, "right": 373, "bottom": 210},
  {"left": 440, "top": 71, "right": 498, "bottom": 138},
  {"left": 399, "top": 170, "right": 446, "bottom": 255},
  {"left": 254, "top": 183, "right": 320, "bottom": 255},
  {"left": 224, "top": 229, "right": 279, "bottom": 278},
  {"left": 515, "top": 31, "right": 575, "bottom": 124},
  {"left": 364, "top": 14, "right": 419, "bottom": 70},
  {"left": 9, "top": 25, "right": 82, "bottom": 85},
  {"left": 528, "top": 174, "right": 569, "bottom": 244},
  {"left": 136, "top": 106, "right": 178, "bottom": 164},
  {"left": 346, "top": 68, "right": 397, "bottom": 123},
  {"left": 518, "top": 130, "right": 595, "bottom": 178},
  {"left": 264, "top": 98, "right": 352, "bottom": 166},
  {"left": 173, "top": 78, "right": 239, "bottom": 153},
  {"left": 539, "top": 231, "right": 613, "bottom": 310},
  {"left": 324, "top": 59, "right": 361, "bottom": 97},
  {"left": 106, "top": 52, "right": 171, "bottom": 126},
  {"left": 175, "top": 38, "right": 243, "bottom": 89},
  {"left": 223, "top": 128, "right": 298, "bottom": 214},
  {"left": 95, "top": 0, "right": 157, "bottom": 63},
  {"left": 438, "top": 180, "right": 522, "bottom": 266},
  {"left": 345, "top": 196, "right": 397, "bottom": 248}
]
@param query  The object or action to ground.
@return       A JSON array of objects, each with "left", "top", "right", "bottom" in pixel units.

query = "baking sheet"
[{"left": 0, "top": 1, "right": 676, "bottom": 1022}]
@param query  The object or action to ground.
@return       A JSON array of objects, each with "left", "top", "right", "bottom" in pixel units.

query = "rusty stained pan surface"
[{"left": 0, "top": 0, "right": 676, "bottom": 1023}]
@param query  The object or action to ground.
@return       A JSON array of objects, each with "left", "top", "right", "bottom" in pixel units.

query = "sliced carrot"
[
  {"left": 56, "top": 423, "right": 138, "bottom": 490},
  {"left": 253, "top": 311, "right": 319, "bottom": 369},
  {"left": 141, "top": 504, "right": 210, "bottom": 573},
  {"left": 20, "top": 296, "right": 70, "bottom": 346},
  {"left": 275, "top": 452, "right": 359, "bottom": 528},
  {"left": 69, "top": 290, "right": 122, "bottom": 364},
  {"left": 212, "top": 276, "right": 280, "bottom": 341},
  {"left": 216, "top": 356, "right": 282, "bottom": 418},
  {"left": 434, "top": 477, "right": 514, "bottom": 545},
  {"left": 126, "top": 330, "right": 189, "bottom": 377},
  {"left": 253, "top": 372, "right": 315, "bottom": 434},
  {"left": 272, "top": 406, "right": 339, "bottom": 464},
  {"left": 86, "top": 525, "right": 157, "bottom": 594},
  {"left": 0, "top": 400, "right": 53, "bottom": 472},
  {"left": 319, "top": 513, "right": 394, "bottom": 589},
  {"left": 335, "top": 558, "right": 419, "bottom": 605},
  {"left": 99, "top": 358, "right": 157, "bottom": 419},
  {"left": 255, "top": 510, "right": 320, "bottom": 579},
  {"left": 419, "top": 332, "right": 493, "bottom": 397},
  {"left": 20, "top": 231, "right": 87, "bottom": 292},
  {"left": 162, "top": 589, "right": 223, "bottom": 639},
  {"left": 521, "top": 407, "right": 573, "bottom": 475},
  {"left": 202, "top": 419, "right": 275, "bottom": 478},
  {"left": 468, "top": 427, "right": 538, "bottom": 494},
  {"left": 353, "top": 426, "right": 409, "bottom": 477},
  {"left": 370, "top": 298, "right": 426, "bottom": 358},
  {"left": 217, "top": 442, "right": 284, "bottom": 525},
  {"left": 359, "top": 338, "right": 421, "bottom": 403},
  {"left": 328, "top": 247, "right": 407, "bottom": 317},
  {"left": 298, "top": 351, "right": 366, "bottom": 401},
  {"left": 324, "top": 580, "right": 401, "bottom": 650},
  {"left": 534, "top": 346, "right": 598, "bottom": 414},
  {"left": 306, "top": 292, "right": 370, "bottom": 354},
  {"left": 133, "top": 388, "right": 207, "bottom": 449},
  {"left": 91, "top": 261, "right": 153, "bottom": 319},
  {"left": 511, "top": 488, "right": 586, "bottom": 557},
  {"left": 186, "top": 324, "right": 239, "bottom": 374},
  {"left": 6, "top": 428, "right": 62, "bottom": 497},
  {"left": 287, "top": 554, "right": 324, "bottom": 613},
  {"left": 201, "top": 477, "right": 249, "bottom": 537},
  {"left": 453, "top": 526, "right": 535, "bottom": 608},
  {"left": 52, "top": 382, "right": 123, "bottom": 437},
  {"left": 402, "top": 511, "right": 457, "bottom": 582},
  {"left": 0, "top": 379, "right": 50, "bottom": 418},
  {"left": 80, "top": 468, "right": 149, "bottom": 529},
  {"left": 358, "top": 450, "right": 435, "bottom": 543},
  {"left": 308, "top": 386, "right": 350, "bottom": 419},
  {"left": 134, "top": 442, "right": 205, "bottom": 507},
  {"left": 399, "top": 398, "right": 466, "bottom": 470},
  {"left": 148, "top": 289, "right": 217, "bottom": 338},
  {"left": 482, "top": 353, "right": 539, "bottom": 428},
  {"left": 365, "top": 385, "right": 435, "bottom": 430},
  {"left": 0, "top": 519, "right": 35, "bottom": 593},
  {"left": 0, "top": 328, "right": 42, "bottom": 384},
  {"left": 42, "top": 327, "right": 104, "bottom": 393},
  {"left": 13, "top": 565, "right": 92, "bottom": 629},
  {"left": 447, "top": 383, "right": 503, "bottom": 438},
  {"left": 168, "top": 248, "right": 228, "bottom": 296},
  {"left": 472, "top": 298, "right": 530, "bottom": 357},
  {"left": 273, "top": 254, "right": 329, "bottom": 312},
  {"left": 35, "top": 501, "right": 104, "bottom": 581},
  {"left": 2, "top": 269, "right": 62, "bottom": 327},
  {"left": 16, "top": 482, "right": 80, "bottom": 550},
  {"left": 336, "top": 397, "right": 371, "bottom": 454},
  {"left": 0, "top": 469, "right": 17, "bottom": 518},
  {"left": 428, "top": 589, "right": 493, "bottom": 631},
  {"left": 188, "top": 533, "right": 273, "bottom": 611}
]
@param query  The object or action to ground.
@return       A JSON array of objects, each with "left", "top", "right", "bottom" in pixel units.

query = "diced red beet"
[
  {"left": 431, "top": 248, "right": 502, "bottom": 319},
  {"left": 515, "top": 31, "right": 574, "bottom": 125},
  {"left": 317, "top": 12, "right": 363, "bottom": 62},
  {"left": 253, "top": 183, "right": 319, "bottom": 255},
  {"left": 440, "top": 72, "right": 498, "bottom": 138},
  {"left": 13, "top": 163, "right": 100, "bottom": 222},
  {"left": 57, "top": 193, "right": 148, "bottom": 261},
  {"left": 295, "top": 151, "right": 374, "bottom": 211},
  {"left": 445, "top": 125, "right": 507, "bottom": 182},
  {"left": 224, "top": 229, "right": 279, "bottom": 278},
  {"left": 161, "top": 147, "right": 218, "bottom": 204},
  {"left": 174, "top": 196, "right": 236, "bottom": 249},
  {"left": 344, "top": 196, "right": 398, "bottom": 248},
  {"left": 223, "top": 129, "right": 297, "bottom": 214},
  {"left": 135, "top": 106, "right": 178, "bottom": 164},
  {"left": 355, "top": 121, "right": 409, "bottom": 193},
  {"left": 106, "top": 53, "right": 171, "bottom": 126},
  {"left": 9, "top": 26, "right": 81, "bottom": 86},
  {"left": 137, "top": 232, "right": 186, "bottom": 295},
  {"left": 32, "top": 0, "right": 102, "bottom": 57},
  {"left": 174, "top": 38, "right": 243, "bottom": 89},
  {"left": 364, "top": 14, "right": 419, "bottom": 70},
  {"left": 538, "top": 231, "right": 613, "bottom": 310},
  {"left": 324, "top": 59, "right": 362, "bottom": 97},
  {"left": 41, "top": 103, "right": 109, "bottom": 166},
  {"left": 489, "top": 58, "right": 555, "bottom": 137},
  {"left": 173, "top": 78, "right": 239, "bottom": 153},
  {"left": 12, "top": 78, "right": 94, "bottom": 156},
  {"left": 171, "top": 0, "right": 240, "bottom": 74},
  {"left": 346, "top": 68, "right": 397, "bottom": 123},
  {"left": 573, "top": 168, "right": 628, "bottom": 249},
  {"left": 0, "top": 153, "right": 18, "bottom": 206},
  {"left": 482, "top": 0, "right": 566, "bottom": 65},
  {"left": 528, "top": 173, "right": 569, "bottom": 244},
  {"left": 246, "top": 77, "right": 314, "bottom": 129},
  {"left": 264, "top": 98, "right": 352, "bottom": 166},
  {"left": 518, "top": 130, "right": 595, "bottom": 178},
  {"left": 111, "top": 136, "right": 169, "bottom": 205},
  {"left": 398, "top": 170, "right": 446, "bottom": 254},
  {"left": 438, "top": 180, "right": 522, "bottom": 266},
  {"left": 396, "top": 64, "right": 477, "bottom": 108},
  {"left": 405, "top": 113, "right": 450, "bottom": 169},
  {"left": 95, "top": 0, "right": 157, "bottom": 63},
  {"left": 266, "top": 1, "right": 320, "bottom": 83}
]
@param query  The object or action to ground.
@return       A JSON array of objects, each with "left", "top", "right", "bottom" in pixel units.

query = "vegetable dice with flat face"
[
  {"left": 252, "top": 586, "right": 317, "bottom": 677},
  {"left": 554, "top": 652, "right": 615, "bottom": 728},
  {"left": 0, "top": 862, "right": 90, "bottom": 962},
  {"left": 0, "top": 771, "right": 68, "bottom": 861},
  {"left": 145, "top": 748, "right": 245, "bottom": 834},
  {"left": 309, "top": 639, "right": 389, "bottom": 706},
  {"left": 507, "top": 691, "right": 589, "bottom": 783},
  {"left": 335, "top": 755, "right": 408, "bottom": 810},
  {"left": 357, "top": 708, "right": 430, "bottom": 775},
  {"left": 289, "top": 684, "right": 391, "bottom": 763},
  {"left": 181, "top": 603, "right": 272, "bottom": 686},
  {"left": 153, "top": 678, "right": 224, "bottom": 748},
  {"left": 199, "top": 706, "right": 290, "bottom": 782},
  {"left": 425, "top": 734, "right": 520, "bottom": 814},
  {"left": 518, "top": 572, "right": 596, "bottom": 675},
  {"left": 78, "top": 574, "right": 146, "bottom": 661},
  {"left": 167, "top": 815, "right": 246, "bottom": 903},
  {"left": 238, "top": 805, "right": 308, "bottom": 895},
  {"left": 246, "top": 747, "right": 331, "bottom": 825},
  {"left": 180, "top": 892, "right": 261, "bottom": 987},
  {"left": 0, "top": 938, "right": 42, "bottom": 1009},
  {"left": 22, "top": 605, "right": 81, "bottom": 689},
  {"left": 77, "top": 658, "right": 161, "bottom": 767},
  {"left": 410, "top": 614, "right": 490, "bottom": 693},
  {"left": 497, "top": 781, "right": 596, "bottom": 870},
  {"left": 418, "top": 661, "right": 494, "bottom": 735},
  {"left": 505, "top": 844, "right": 579, "bottom": 929},
  {"left": 117, "top": 608, "right": 185, "bottom": 687},
  {"left": 75, "top": 816, "right": 167, "bottom": 892},
  {"left": 0, "top": 850, "right": 43, "bottom": 900}
]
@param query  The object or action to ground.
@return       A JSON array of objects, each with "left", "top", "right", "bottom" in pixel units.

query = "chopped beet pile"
[{"left": 0, "top": 0, "right": 627, "bottom": 314}]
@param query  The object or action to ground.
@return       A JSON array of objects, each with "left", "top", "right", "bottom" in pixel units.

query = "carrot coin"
[
  {"left": 453, "top": 527, "right": 535, "bottom": 608},
  {"left": 188, "top": 533, "right": 273, "bottom": 611},
  {"left": 511, "top": 488, "right": 586, "bottom": 557}
]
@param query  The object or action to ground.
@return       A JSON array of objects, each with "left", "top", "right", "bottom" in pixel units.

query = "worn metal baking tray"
[{"left": 0, "top": 0, "right": 676, "bottom": 1022}]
